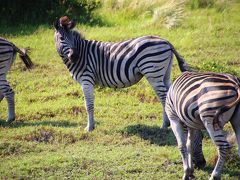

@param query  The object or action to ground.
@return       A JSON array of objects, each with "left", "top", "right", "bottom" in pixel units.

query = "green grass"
[{"left": 0, "top": 0, "right": 240, "bottom": 179}]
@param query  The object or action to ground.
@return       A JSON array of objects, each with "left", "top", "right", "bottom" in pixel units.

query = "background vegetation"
[{"left": 0, "top": 0, "right": 240, "bottom": 179}]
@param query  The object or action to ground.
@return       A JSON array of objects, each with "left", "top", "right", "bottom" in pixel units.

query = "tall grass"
[
  {"left": 94, "top": 0, "right": 188, "bottom": 29},
  {"left": 152, "top": 0, "right": 186, "bottom": 29}
]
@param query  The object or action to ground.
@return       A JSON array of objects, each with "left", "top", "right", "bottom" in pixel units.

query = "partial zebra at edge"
[
  {"left": 0, "top": 37, "right": 34, "bottom": 123},
  {"left": 166, "top": 71, "right": 240, "bottom": 180}
]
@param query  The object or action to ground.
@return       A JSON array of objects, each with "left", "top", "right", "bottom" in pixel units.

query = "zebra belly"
[
  {"left": 180, "top": 115, "right": 205, "bottom": 130},
  {"left": 98, "top": 72, "right": 143, "bottom": 88}
]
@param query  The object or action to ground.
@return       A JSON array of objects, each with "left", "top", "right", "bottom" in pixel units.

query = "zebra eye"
[{"left": 59, "top": 36, "right": 64, "bottom": 41}]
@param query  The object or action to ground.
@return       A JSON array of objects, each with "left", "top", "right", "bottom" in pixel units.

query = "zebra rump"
[
  {"left": 0, "top": 37, "right": 33, "bottom": 123},
  {"left": 165, "top": 71, "right": 240, "bottom": 180}
]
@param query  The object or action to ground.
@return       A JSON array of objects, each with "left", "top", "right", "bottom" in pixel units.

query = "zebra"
[
  {"left": 0, "top": 37, "right": 33, "bottom": 123},
  {"left": 165, "top": 71, "right": 240, "bottom": 180},
  {"left": 53, "top": 16, "right": 191, "bottom": 131}
]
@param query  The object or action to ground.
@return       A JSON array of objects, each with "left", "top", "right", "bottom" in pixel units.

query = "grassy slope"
[{"left": 0, "top": 1, "right": 240, "bottom": 179}]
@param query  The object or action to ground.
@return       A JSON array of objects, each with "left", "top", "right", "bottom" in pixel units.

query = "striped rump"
[
  {"left": 165, "top": 71, "right": 240, "bottom": 180},
  {"left": 0, "top": 37, "right": 33, "bottom": 123}
]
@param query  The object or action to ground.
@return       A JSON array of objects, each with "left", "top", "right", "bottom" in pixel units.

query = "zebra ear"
[
  {"left": 53, "top": 18, "right": 60, "bottom": 30},
  {"left": 68, "top": 20, "right": 76, "bottom": 29}
]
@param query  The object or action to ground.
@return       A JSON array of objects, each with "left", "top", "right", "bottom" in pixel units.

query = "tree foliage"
[{"left": 0, "top": 0, "right": 100, "bottom": 26}]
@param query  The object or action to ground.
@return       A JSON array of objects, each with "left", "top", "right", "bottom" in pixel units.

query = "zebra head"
[{"left": 54, "top": 16, "right": 79, "bottom": 64}]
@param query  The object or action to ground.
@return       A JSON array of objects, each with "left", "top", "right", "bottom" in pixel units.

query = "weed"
[
  {"left": 15, "top": 127, "right": 79, "bottom": 144},
  {"left": 153, "top": 0, "right": 186, "bottom": 29}
]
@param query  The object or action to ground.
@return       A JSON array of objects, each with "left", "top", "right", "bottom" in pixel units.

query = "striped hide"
[
  {"left": 0, "top": 37, "right": 33, "bottom": 123},
  {"left": 54, "top": 16, "right": 190, "bottom": 131},
  {"left": 166, "top": 71, "right": 240, "bottom": 180}
]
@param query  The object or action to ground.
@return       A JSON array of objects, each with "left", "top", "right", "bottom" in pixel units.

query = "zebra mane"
[{"left": 72, "top": 30, "right": 85, "bottom": 40}]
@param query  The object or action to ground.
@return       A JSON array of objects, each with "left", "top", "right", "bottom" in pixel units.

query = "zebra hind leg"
[
  {"left": 186, "top": 128, "right": 195, "bottom": 179},
  {"left": 0, "top": 91, "right": 4, "bottom": 102},
  {"left": 170, "top": 118, "right": 194, "bottom": 180},
  {"left": 0, "top": 80, "right": 15, "bottom": 123},
  {"left": 146, "top": 73, "right": 171, "bottom": 128},
  {"left": 0, "top": 91, "right": 4, "bottom": 118},
  {"left": 203, "top": 119, "right": 231, "bottom": 180},
  {"left": 230, "top": 104, "right": 240, "bottom": 157},
  {"left": 192, "top": 130, "right": 206, "bottom": 169}
]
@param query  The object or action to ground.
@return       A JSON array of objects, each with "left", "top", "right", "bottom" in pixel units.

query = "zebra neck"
[{"left": 67, "top": 40, "right": 88, "bottom": 81}]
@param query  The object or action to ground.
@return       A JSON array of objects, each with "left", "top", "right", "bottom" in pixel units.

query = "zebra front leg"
[
  {"left": 203, "top": 120, "right": 231, "bottom": 180},
  {"left": 0, "top": 80, "right": 15, "bottom": 123},
  {"left": 82, "top": 84, "right": 95, "bottom": 132},
  {"left": 170, "top": 119, "right": 192, "bottom": 180}
]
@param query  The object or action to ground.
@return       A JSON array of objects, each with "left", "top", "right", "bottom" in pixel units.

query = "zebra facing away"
[
  {"left": 0, "top": 37, "right": 33, "bottom": 123},
  {"left": 53, "top": 16, "right": 191, "bottom": 132},
  {"left": 165, "top": 72, "right": 240, "bottom": 180}
]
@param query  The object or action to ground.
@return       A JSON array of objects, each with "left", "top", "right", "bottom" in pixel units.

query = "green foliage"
[
  {"left": 95, "top": 0, "right": 168, "bottom": 26},
  {"left": 188, "top": 0, "right": 229, "bottom": 11},
  {"left": 0, "top": 0, "right": 101, "bottom": 26},
  {"left": 189, "top": 0, "right": 215, "bottom": 9},
  {"left": 200, "top": 61, "right": 239, "bottom": 76}
]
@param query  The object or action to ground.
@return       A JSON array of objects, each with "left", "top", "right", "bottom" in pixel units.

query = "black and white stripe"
[
  {"left": 165, "top": 71, "right": 240, "bottom": 179},
  {"left": 0, "top": 37, "right": 33, "bottom": 123},
  {"left": 54, "top": 16, "right": 190, "bottom": 131}
]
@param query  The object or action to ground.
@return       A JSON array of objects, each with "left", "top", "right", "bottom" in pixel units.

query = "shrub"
[
  {"left": 189, "top": 0, "right": 215, "bottom": 9},
  {"left": 0, "top": 0, "right": 101, "bottom": 26},
  {"left": 188, "top": 0, "right": 229, "bottom": 11}
]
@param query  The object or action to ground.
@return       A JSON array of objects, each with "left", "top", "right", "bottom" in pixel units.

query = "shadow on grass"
[
  {"left": 203, "top": 165, "right": 240, "bottom": 179},
  {"left": 122, "top": 124, "right": 177, "bottom": 146},
  {"left": 0, "top": 119, "right": 78, "bottom": 128},
  {"left": 0, "top": 25, "right": 43, "bottom": 37}
]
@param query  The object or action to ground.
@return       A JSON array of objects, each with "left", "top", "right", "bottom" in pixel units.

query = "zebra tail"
[
  {"left": 13, "top": 45, "right": 34, "bottom": 69},
  {"left": 169, "top": 42, "right": 192, "bottom": 72},
  {"left": 213, "top": 86, "right": 240, "bottom": 130}
]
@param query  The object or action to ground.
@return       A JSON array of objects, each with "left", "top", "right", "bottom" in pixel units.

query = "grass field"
[{"left": 0, "top": 0, "right": 240, "bottom": 179}]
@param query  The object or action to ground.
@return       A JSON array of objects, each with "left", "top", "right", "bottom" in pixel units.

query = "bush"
[
  {"left": 189, "top": 0, "right": 215, "bottom": 9},
  {"left": 0, "top": 0, "right": 101, "bottom": 26}
]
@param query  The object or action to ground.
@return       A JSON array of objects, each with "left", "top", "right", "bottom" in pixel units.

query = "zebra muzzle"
[{"left": 67, "top": 48, "right": 78, "bottom": 64}]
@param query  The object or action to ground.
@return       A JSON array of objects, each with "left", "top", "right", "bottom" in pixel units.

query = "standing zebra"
[
  {"left": 165, "top": 71, "right": 240, "bottom": 180},
  {"left": 0, "top": 37, "right": 33, "bottom": 123},
  {"left": 53, "top": 16, "right": 190, "bottom": 131}
]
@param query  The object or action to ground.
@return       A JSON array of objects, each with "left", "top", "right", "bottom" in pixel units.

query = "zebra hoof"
[
  {"left": 182, "top": 175, "right": 194, "bottom": 180},
  {"left": 194, "top": 158, "right": 206, "bottom": 169},
  {"left": 182, "top": 174, "right": 191, "bottom": 180},
  {"left": 6, "top": 117, "right": 15, "bottom": 124},
  {"left": 209, "top": 176, "right": 221, "bottom": 180},
  {"left": 209, "top": 173, "right": 221, "bottom": 180},
  {"left": 84, "top": 125, "right": 95, "bottom": 132},
  {"left": 161, "top": 122, "right": 170, "bottom": 129}
]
